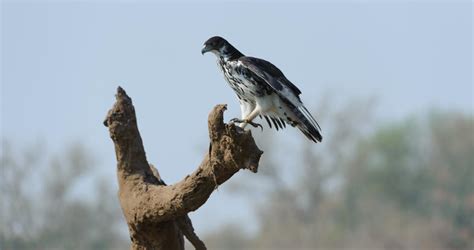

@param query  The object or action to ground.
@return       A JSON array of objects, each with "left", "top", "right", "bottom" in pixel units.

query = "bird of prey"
[{"left": 201, "top": 36, "right": 322, "bottom": 143}]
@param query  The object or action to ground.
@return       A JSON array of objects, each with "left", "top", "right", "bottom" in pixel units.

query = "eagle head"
[{"left": 201, "top": 36, "right": 230, "bottom": 56}]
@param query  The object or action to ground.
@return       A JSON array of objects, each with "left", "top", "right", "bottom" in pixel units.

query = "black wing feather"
[
  {"left": 264, "top": 115, "right": 272, "bottom": 128},
  {"left": 239, "top": 57, "right": 302, "bottom": 97},
  {"left": 271, "top": 117, "right": 280, "bottom": 131}
]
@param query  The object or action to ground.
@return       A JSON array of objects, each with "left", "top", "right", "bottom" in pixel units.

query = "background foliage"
[{"left": 2, "top": 101, "right": 472, "bottom": 249}]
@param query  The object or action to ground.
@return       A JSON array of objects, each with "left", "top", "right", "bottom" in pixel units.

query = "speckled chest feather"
[{"left": 218, "top": 59, "right": 272, "bottom": 103}]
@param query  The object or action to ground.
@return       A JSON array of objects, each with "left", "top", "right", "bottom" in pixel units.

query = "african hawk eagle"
[{"left": 202, "top": 36, "right": 322, "bottom": 143}]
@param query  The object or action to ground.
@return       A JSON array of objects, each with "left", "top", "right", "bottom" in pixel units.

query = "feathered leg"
[{"left": 230, "top": 107, "right": 262, "bottom": 130}]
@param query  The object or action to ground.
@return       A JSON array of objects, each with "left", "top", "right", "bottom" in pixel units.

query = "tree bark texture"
[{"left": 103, "top": 87, "right": 263, "bottom": 250}]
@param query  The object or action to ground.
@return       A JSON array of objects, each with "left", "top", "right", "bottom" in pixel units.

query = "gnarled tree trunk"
[{"left": 103, "top": 87, "right": 263, "bottom": 250}]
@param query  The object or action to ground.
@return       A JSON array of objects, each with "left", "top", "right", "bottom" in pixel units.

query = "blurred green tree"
[
  {"left": 204, "top": 105, "right": 474, "bottom": 250},
  {"left": 0, "top": 140, "right": 127, "bottom": 250}
]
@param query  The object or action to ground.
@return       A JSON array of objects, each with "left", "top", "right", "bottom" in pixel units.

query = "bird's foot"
[
  {"left": 229, "top": 118, "right": 263, "bottom": 131},
  {"left": 247, "top": 121, "right": 263, "bottom": 130},
  {"left": 229, "top": 118, "right": 244, "bottom": 124}
]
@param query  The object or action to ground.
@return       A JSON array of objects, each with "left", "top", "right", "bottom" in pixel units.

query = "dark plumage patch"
[
  {"left": 238, "top": 57, "right": 302, "bottom": 97},
  {"left": 264, "top": 116, "right": 272, "bottom": 128},
  {"left": 279, "top": 118, "right": 286, "bottom": 128},
  {"left": 271, "top": 117, "right": 280, "bottom": 130}
]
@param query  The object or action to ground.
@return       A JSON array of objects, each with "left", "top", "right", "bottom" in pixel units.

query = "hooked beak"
[{"left": 201, "top": 44, "right": 211, "bottom": 55}]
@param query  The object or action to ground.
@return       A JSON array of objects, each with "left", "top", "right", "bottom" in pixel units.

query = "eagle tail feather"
[{"left": 292, "top": 105, "right": 323, "bottom": 143}]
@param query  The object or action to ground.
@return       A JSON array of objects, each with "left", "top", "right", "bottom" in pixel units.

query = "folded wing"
[{"left": 238, "top": 57, "right": 323, "bottom": 142}]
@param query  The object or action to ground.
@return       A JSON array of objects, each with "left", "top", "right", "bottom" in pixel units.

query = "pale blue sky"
[{"left": 2, "top": 0, "right": 472, "bottom": 235}]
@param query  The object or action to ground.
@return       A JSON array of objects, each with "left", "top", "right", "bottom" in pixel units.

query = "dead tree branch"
[{"left": 103, "top": 87, "right": 263, "bottom": 250}]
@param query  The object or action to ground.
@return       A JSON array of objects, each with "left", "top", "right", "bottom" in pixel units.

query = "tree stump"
[{"left": 103, "top": 87, "right": 263, "bottom": 249}]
